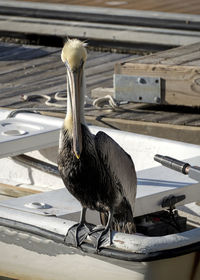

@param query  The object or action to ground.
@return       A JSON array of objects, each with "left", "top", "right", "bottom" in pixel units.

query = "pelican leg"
[
  {"left": 89, "top": 211, "right": 113, "bottom": 251},
  {"left": 64, "top": 207, "right": 91, "bottom": 247}
]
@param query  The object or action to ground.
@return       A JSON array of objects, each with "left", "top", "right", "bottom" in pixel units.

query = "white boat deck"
[
  {"left": 0, "top": 109, "right": 61, "bottom": 159},
  {"left": 0, "top": 158, "right": 199, "bottom": 218},
  {"left": 0, "top": 109, "right": 200, "bottom": 217}
]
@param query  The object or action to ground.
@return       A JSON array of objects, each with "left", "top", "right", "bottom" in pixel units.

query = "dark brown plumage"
[
  {"left": 58, "top": 39, "right": 137, "bottom": 248},
  {"left": 58, "top": 124, "right": 137, "bottom": 234}
]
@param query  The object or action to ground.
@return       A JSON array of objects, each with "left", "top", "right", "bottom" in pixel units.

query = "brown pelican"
[{"left": 57, "top": 39, "right": 137, "bottom": 249}]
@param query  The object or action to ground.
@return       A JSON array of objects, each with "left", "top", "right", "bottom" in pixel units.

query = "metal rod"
[
  {"left": 154, "top": 154, "right": 200, "bottom": 182},
  {"left": 154, "top": 154, "right": 190, "bottom": 174},
  {"left": 12, "top": 154, "right": 60, "bottom": 177}
]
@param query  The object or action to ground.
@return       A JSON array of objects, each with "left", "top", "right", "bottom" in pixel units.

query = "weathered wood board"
[
  {"left": 115, "top": 42, "right": 200, "bottom": 106},
  {"left": 0, "top": 183, "right": 40, "bottom": 201},
  {"left": 1, "top": 42, "right": 200, "bottom": 145},
  {"left": 4, "top": 0, "right": 200, "bottom": 16},
  {"left": 0, "top": 42, "right": 134, "bottom": 108}
]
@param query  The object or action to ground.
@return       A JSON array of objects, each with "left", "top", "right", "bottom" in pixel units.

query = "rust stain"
[{"left": 114, "top": 239, "right": 125, "bottom": 244}]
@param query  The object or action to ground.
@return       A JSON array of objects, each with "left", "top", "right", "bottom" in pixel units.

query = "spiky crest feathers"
[{"left": 61, "top": 39, "right": 87, "bottom": 71}]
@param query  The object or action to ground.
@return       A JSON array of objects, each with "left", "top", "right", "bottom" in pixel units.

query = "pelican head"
[{"left": 61, "top": 39, "right": 87, "bottom": 159}]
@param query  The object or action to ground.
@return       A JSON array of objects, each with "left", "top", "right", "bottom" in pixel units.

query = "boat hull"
[
  {"left": 1, "top": 109, "right": 200, "bottom": 279},
  {"left": 0, "top": 225, "right": 199, "bottom": 280}
]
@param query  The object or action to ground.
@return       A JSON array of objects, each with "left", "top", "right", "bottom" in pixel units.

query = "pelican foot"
[
  {"left": 64, "top": 223, "right": 91, "bottom": 247},
  {"left": 89, "top": 226, "right": 112, "bottom": 251}
]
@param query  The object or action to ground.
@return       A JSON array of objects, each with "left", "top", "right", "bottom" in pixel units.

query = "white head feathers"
[{"left": 61, "top": 39, "right": 87, "bottom": 71}]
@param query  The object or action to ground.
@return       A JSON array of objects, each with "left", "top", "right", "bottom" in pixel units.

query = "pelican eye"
[
  {"left": 74, "top": 59, "right": 85, "bottom": 72},
  {"left": 80, "top": 59, "right": 84, "bottom": 68},
  {"left": 64, "top": 57, "right": 85, "bottom": 74}
]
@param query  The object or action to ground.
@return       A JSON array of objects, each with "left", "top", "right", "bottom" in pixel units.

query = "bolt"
[
  {"left": 154, "top": 97, "right": 161, "bottom": 103},
  {"left": 137, "top": 77, "right": 146, "bottom": 84}
]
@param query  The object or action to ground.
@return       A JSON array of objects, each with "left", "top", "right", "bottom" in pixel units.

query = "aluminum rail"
[{"left": 1, "top": 205, "right": 200, "bottom": 262}]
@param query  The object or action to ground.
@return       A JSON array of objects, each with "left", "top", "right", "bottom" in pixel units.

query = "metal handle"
[{"left": 154, "top": 154, "right": 190, "bottom": 174}]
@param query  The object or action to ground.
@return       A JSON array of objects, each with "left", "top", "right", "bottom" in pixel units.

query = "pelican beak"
[{"left": 67, "top": 64, "right": 83, "bottom": 159}]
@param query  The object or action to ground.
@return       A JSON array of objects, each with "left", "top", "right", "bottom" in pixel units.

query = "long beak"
[{"left": 68, "top": 68, "right": 83, "bottom": 159}]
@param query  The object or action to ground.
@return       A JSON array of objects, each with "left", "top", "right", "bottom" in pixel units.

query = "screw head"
[
  {"left": 137, "top": 77, "right": 146, "bottom": 84},
  {"left": 154, "top": 97, "right": 161, "bottom": 103}
]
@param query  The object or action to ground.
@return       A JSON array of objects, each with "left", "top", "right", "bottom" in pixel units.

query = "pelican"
[{"left": 57, "top": 39, "right": 137, "bottom": 250}]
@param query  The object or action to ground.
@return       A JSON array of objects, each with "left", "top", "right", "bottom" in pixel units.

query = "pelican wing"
[{"left": 95, "top": 131, "right": 137, "bottom": 212}]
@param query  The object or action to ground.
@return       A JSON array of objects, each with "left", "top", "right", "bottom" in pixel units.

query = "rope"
[
  {"left": 93, "top": 95, "right": 119, "bottom": 109},
  {"left": 20, "top": 92, "right": 67, "bottom": 108},
  {"left": 6, "top": 92, "right": 127, "bottom": 118},
  {"left": 20, "top": 92, "right": 123, "bottom": 110}
]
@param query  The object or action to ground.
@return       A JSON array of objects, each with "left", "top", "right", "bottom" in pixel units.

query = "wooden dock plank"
[
  {"left": 118, "top": 42, "right": 200, "bottom": 66},
  {"left": 1, "top": 42, "right": 200, "bottom": 145},
  {"left": 86, "top": 104, "right": 200, "bottom": 125},
  {"left": 1, "top": 13, "right": 200, "bottom": 48},
  {"left": 115, "top": 42, "right": 200, "bottom": 106},
  {"left": 15, "top": 0, "right": 200, "bottom": 15},
  {"left": 0, "top": 183, "right": 40, "bottom": 201},
  {"left": 0, "top": 42, "right": 136, "bottom": 108},
  {"left": 86, "top": 114, "right": 200, "bottom": 145}
]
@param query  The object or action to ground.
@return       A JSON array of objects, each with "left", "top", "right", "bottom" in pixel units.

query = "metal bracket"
[
  {"left": 162, "top": 194, "right": 186, "bottom": 209},
  {"left": 114, "top": 74, "right": 162, "bottom": 104}
]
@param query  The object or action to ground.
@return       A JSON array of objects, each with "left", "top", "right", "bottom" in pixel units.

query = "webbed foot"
[
  {"left": 64, "top": 223, "right": 92, "bottom": 247},
  {"left": 89, "top": 226, "right": 112, "bottom": 251}
]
